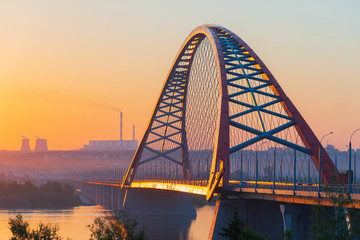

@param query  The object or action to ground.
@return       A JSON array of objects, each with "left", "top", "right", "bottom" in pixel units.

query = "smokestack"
[
  {"left": 20, "top": 136, "right": 31, "bottom": 152},
  {"left": 133, "top": 125, "right": 135, "bottom": 141},
  {"left": 120, "top": 112, "right": 123, "bottom": 141},
  {"left": 34, "top": 136, "right": 48, "bottom": 152}
]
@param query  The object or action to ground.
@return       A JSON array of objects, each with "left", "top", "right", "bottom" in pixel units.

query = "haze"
[{"left": 0, "top": 0, "right": 359, "bottom": 151}]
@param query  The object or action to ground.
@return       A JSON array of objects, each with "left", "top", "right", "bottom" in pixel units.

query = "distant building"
[
  {"left": 326, "top": 144, "right": 335, "bottom": 150},
  {"left": 80, "top": 140, "right": 138, "bottom": 151},
  {"left": 34, "top": 137, "right": 48, "bottom": 152},
  {"left": 81, "top": 114, "right": 138, "bottom": 151}
]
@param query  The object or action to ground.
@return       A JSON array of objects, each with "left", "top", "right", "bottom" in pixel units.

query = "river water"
[{"left": 0, "top": 205, "right": 215, "bottom": 240}]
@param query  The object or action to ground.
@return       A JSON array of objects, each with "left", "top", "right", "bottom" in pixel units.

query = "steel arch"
[
  {"left": 213, "top": 26, "right": 335, "bottom": 185},
  {"left": 122, "top": 25, "right": 338, "bottom": 201},
  {"left": 122, "top": 26, "right": 230, "bottom": 193}
]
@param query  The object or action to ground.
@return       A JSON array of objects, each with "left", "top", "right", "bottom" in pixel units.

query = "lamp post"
[
  {"left": 355, "top": 147, "right": 357, "bottom": 184},
  {"left": 331, "top": 148, "right": 338, "bottom": 186},
  {"left": 273, "top": 147, "right": 276, "bottom": 194},
  {"left": 319, "top": 132, "right": 334, "bottom": 194},
  {"left": 255, "top": 141, "right": 267, "bottom": 192},
  {"left": 293, "top": 138, "right": 301, "bottom": 194},
  {"left": 349, "top": 129, "right": 360, "bottom": 193},
  {"left": 240, "top": 151, "right": 243, "bottom": 188}
]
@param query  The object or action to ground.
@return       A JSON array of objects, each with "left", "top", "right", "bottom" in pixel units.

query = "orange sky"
[{"left": 0, "top": 1, "right": 359, "bottom": 151}]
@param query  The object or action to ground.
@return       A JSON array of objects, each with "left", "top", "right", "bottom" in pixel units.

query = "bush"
[
  {"left": 87, "top": 210, "right": 146, "bottom": 240},
  {"left": 8, "top": 214, "right": 62, "bottom": 240}
]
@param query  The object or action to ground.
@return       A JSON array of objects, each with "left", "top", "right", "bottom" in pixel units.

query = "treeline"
[{"left": 0, "top": 180, "right": 81, "bottom": 209}]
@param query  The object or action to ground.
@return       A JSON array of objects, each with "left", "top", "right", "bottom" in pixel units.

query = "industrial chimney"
[
  {"left": 133, "top": 125, "right": 135, "bottom": 141},
  {"left": 120, "top": 112, "right": 123, "bottom": 141},
  {"left": 34, "top": 137, "right": 48, "bottom": 152},
  {"left": 20, "top": 136, "right": 31, "bottom": 152}
]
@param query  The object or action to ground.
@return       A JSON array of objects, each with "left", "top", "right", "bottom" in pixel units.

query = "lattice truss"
[
  {"left": 124, "top": 26, "right": 328, "bottom": 187},
  {"left": 134, "top": 36, "right": 220, "bottom": 182},
  {"left": 213, "top": 28, "right": 319, "bottom": 184}
]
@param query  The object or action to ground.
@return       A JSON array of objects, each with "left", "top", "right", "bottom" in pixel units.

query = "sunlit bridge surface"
[{"left": 85, "top": 179, "right": 360, "bottom": 209}]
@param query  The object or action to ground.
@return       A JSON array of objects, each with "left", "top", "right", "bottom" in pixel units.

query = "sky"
[{"left": 0, "top": 0, "right": 359, "bottom": 151}]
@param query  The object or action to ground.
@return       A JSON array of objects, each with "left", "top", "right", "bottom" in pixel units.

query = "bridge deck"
[{"left": 85, "top": 180, "right": 360, "bottom": 209}]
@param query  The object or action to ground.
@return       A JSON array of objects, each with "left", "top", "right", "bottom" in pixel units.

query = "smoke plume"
[{"left": 17, "top": 87, "right": 121, "bottom": 112}]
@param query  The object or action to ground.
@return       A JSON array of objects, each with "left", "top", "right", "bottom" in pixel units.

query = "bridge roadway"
[{"left": 84, "top": 179, "right": 360, "bottom": 209}]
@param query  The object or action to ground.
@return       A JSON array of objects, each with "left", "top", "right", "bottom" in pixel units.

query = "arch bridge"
[{"left": 83, "top": 25, "right": 360, "bottom": 239}]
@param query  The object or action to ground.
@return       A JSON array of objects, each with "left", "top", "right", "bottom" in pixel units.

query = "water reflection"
[
  {"left": 0, "top": 206, "right": 105, "bottom": 240},
  {"left": 137, "top": 215, "right": 193, "bottom": 240},
  {"left": 0, "top": 205, "right": 215, "bottom": 240},
  {"left": 188, "top": 205, "right": 214, "bottom": 240},
  {"left": 135, "top": 205, "right": 215, "bottom": 240}
]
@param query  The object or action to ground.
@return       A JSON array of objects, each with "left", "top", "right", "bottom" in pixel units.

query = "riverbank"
[{"left": 0, "top": 180, "right": 82, "bottom": 209}]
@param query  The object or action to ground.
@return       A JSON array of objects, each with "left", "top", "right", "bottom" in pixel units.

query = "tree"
[
  {"left": 63, "top": 184, "right": 75, "bottom": 195},
  {"left": 8, "top": 214, "right": 29, "bottom": 240},
  {"left": 87, "top": 210, "right": 146, "bottom": 240},
  {"left": 311, "top": 183, "right": 360, "bottom": 240},
  {"left": 8, "top": 214, "right": 63, "bottom": 240},
  {"left": 218, "top": 207, "right": 265, "bottom": 240},
  {"left": 280, "top": 230, "right": 294, "bottom": 240}
]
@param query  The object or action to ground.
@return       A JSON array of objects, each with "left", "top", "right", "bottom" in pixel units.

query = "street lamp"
[
  {"left": 319, "top": 132, "right": 334, "bottom": 194},
  {"left": 331, "top": 148, "right": 338, "bottom": 186},
  {"left": 255, "top": 140, "right": 267, "bottom": 191},
  {"left": 348, "top": 129, "right": 360, "bottom": 193},
  {"left": 355, "top": 145, "right": 357, "bottom": 185},
  {"left": 293, "top": 138, "right": 301, "bottom": 194}
]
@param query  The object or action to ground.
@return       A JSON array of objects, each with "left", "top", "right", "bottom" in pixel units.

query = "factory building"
[
  {"left": 81, "top": 139, "right": 138, "bottom": 151},
  {"left": 80, "top": 112, "right": 138, "bottom": 151},
  {"left": 17, "top": 112, "right": 137, "bottom": 152}
]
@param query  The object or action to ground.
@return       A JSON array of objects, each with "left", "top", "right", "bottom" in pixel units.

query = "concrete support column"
[
  {"left": 93, "top": 185, "right": 96, "bottom": 202},
  {"left": 97, "top": 186, "right": 102, "bottom": 205},
  {"left": 95, "top": 186, "right": 100, "bottom": 205},
  {"left": 280, "top": 204, "right": 312, "bottom": 240},
  {"left": 98, "top": 187, "right": 101, "bottom": 205},
  {"left": 90, "top": 185, "right": 94, "bottom": 201},
  {"left": 104, "top": 187, "right": 108, "bottom": 208},
  {"left": 100, "top": 187, "right": 105, "bottom": 206},
  {"left": 119, "top": 188, "right": 125, "bottom": 209},
  {"left": 111, "top": 188, "right": 119, "bottom": 211},
  {"left": 105, "top": 187, "right": 111, "bottom": 209}
]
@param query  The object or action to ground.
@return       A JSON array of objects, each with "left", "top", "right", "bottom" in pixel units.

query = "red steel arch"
[
  {"left": 214, "top": 26, "right": 336, "bottom": 186},
  {"left": 122, "top": 25, "right": 338, "bottom": 201},
  {"left": 122, "top": 26, "right": 230, "bottom": 195}
]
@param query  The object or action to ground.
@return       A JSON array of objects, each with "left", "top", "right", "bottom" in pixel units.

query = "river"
[{"left": 0, "top": 205, "right": 215, "bottom": 240}]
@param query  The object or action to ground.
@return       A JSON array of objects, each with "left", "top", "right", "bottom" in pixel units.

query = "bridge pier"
[
  {"left": 92, "top": 185, "right": 97, "bottom": 204},
  {"left": 122, "top": 188, "right": 195, "bottom": 215},
  {"left": 121, "top": 188, "right": 196, "bottom": 240},
  {"left": 111, "top": 187, "right": 120, "bottom": 211},
  {"left": 280, "top": 204, "right": 313, "bottom": 240},
  {"left": 209, "top": 198, "right": 313, "bottom": 240},
  {"left": 96, "top": 186, "right": 101, "bottom": 205},
  {"left": 100, "top": 187, "right": 105, "bottom": 206},
  {"left": 95, "top": 186, "right": 101, "bottom": 205},
  {"left": 104, "top": 186, "right": 110, "bottom": 209}
]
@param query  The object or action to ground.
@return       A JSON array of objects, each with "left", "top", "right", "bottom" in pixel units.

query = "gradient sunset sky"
[{"left": 0, "top": 0, "right": 359, "bottom": 151}]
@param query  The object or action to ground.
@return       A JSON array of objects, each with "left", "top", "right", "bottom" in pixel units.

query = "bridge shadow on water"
[
  {"left": 136, "top": 215, "right": 195, "bottom": 240},
  {"left": 122, "top": 189, "right": 211, "bottom": 240}
]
